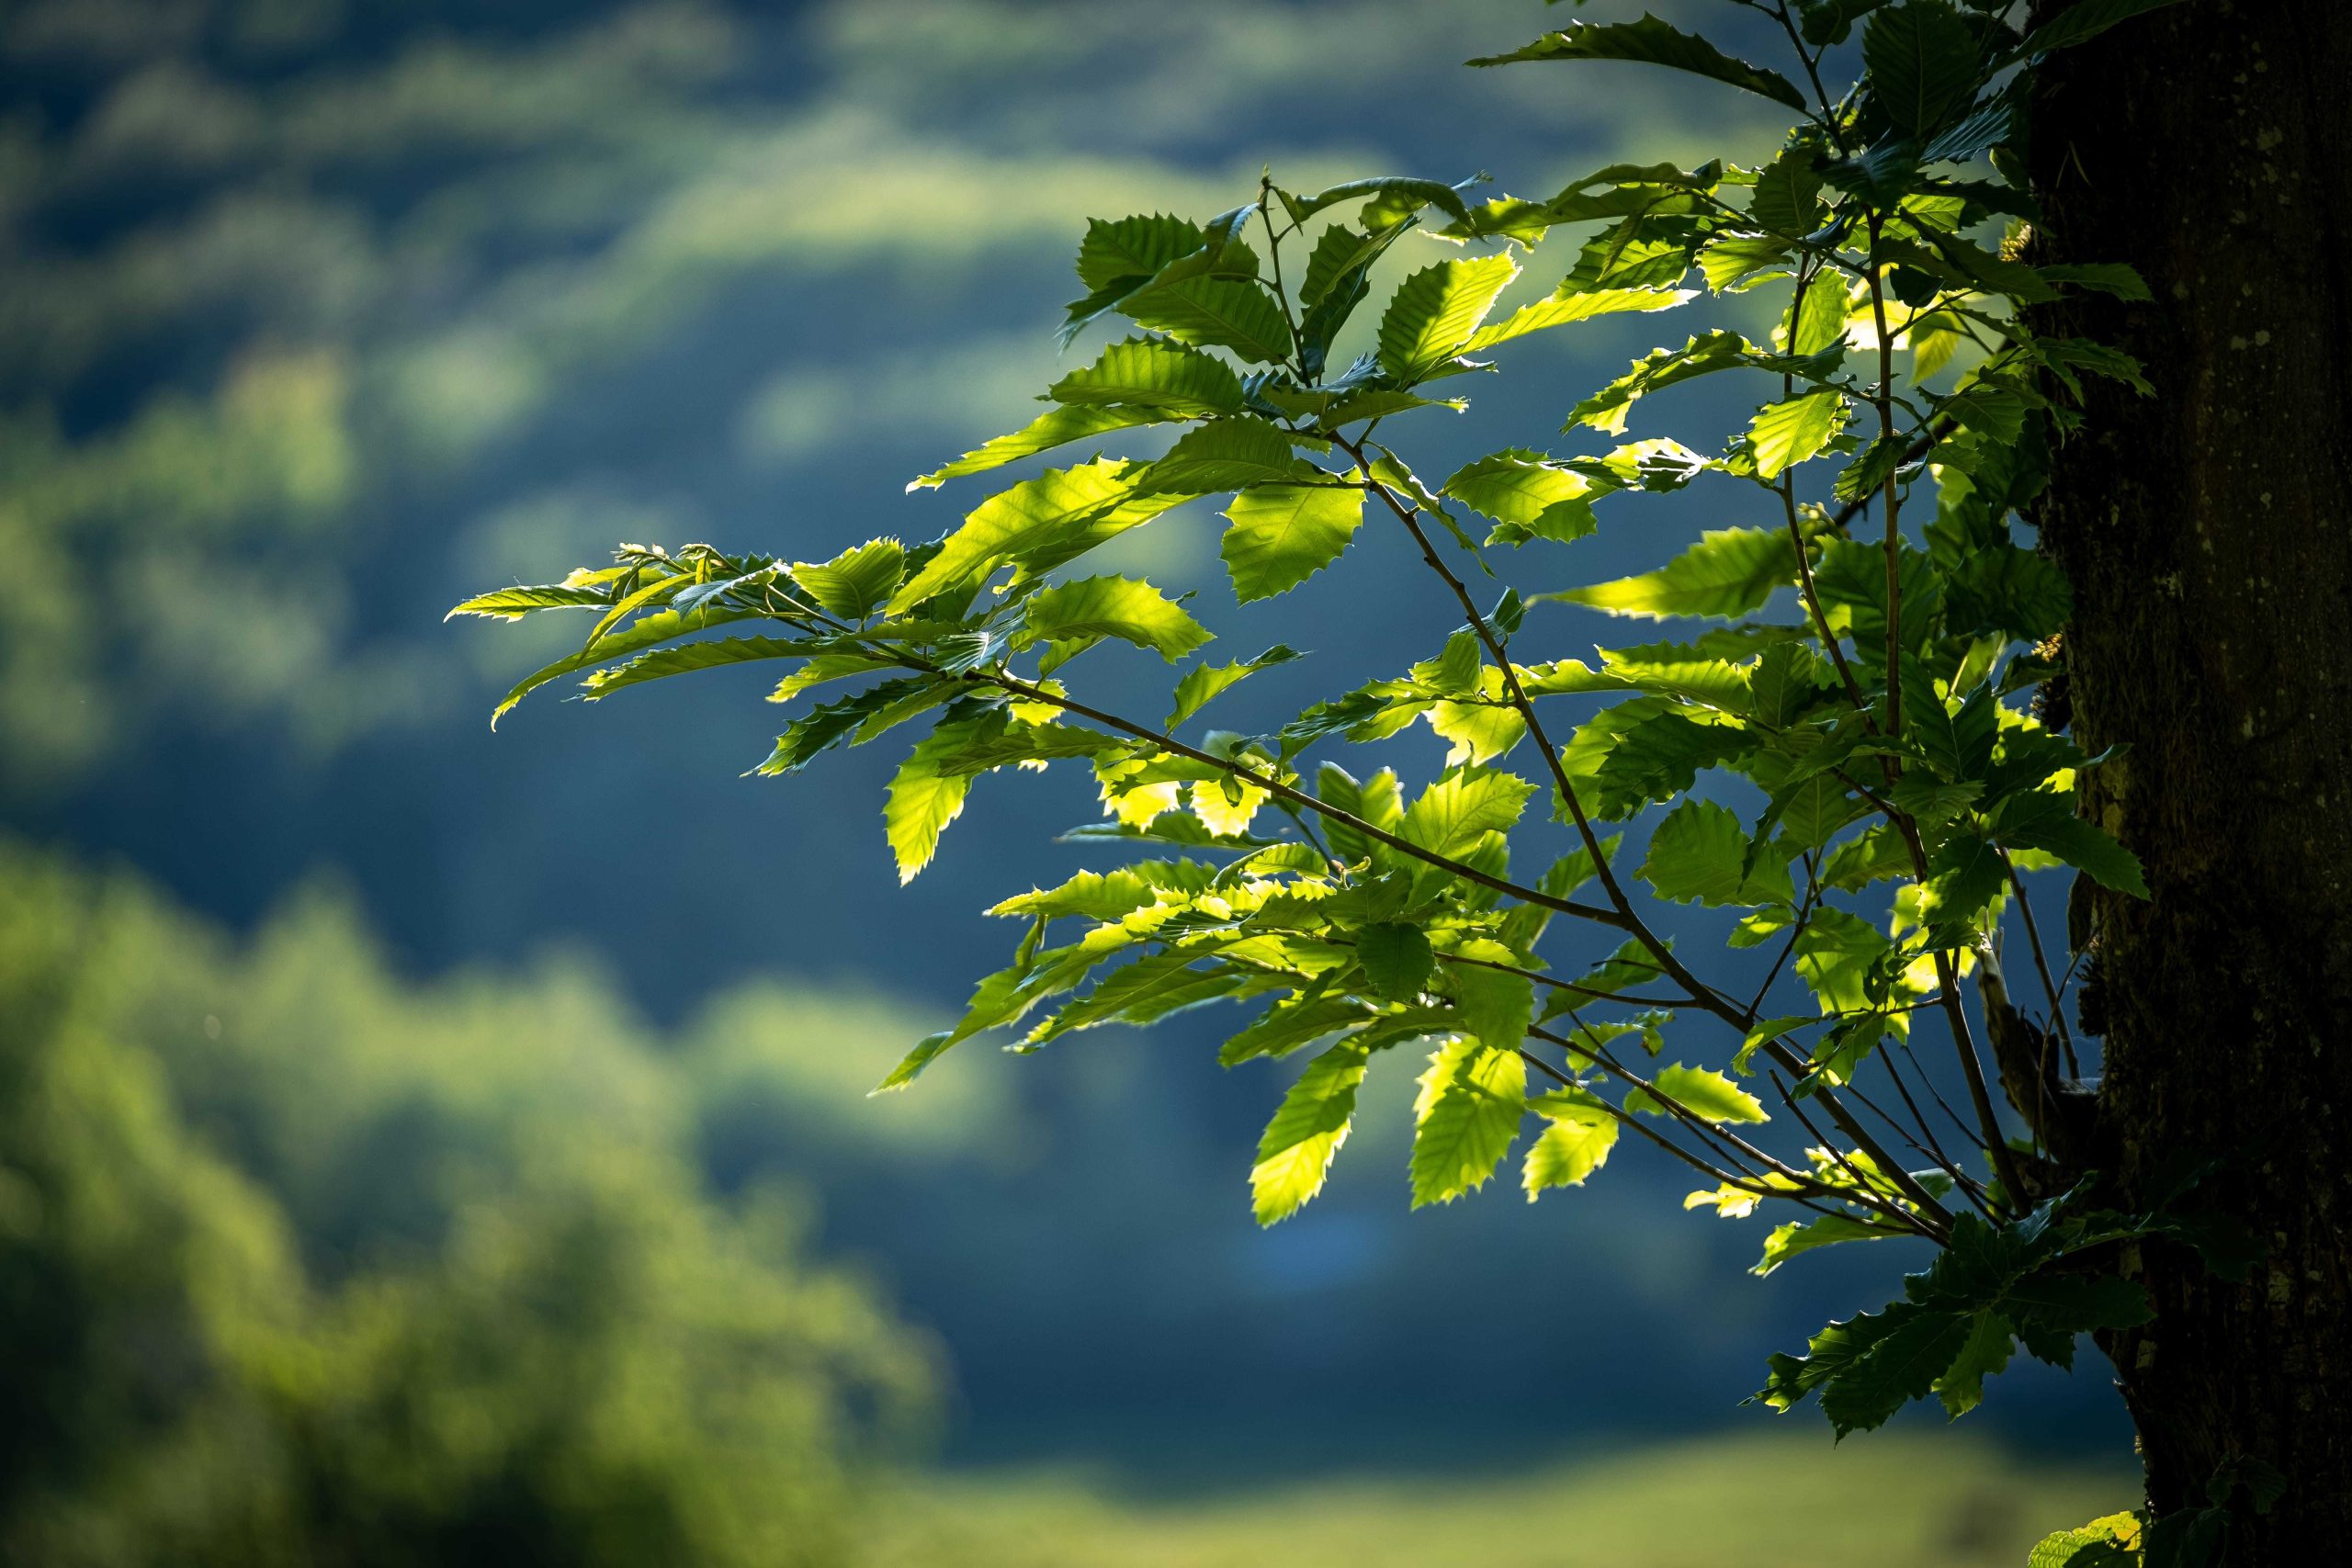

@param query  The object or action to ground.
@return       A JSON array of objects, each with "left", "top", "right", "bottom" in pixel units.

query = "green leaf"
[
  {"left": 1317, "top": 762, "right": 1404, "bottom": 866},
  {"left": 1749, "top": 150, "right": 1824, "bottom": 237},
  {"left": 884, "top": 716, "right": 990, "bottom": 883},
  {"left": 1400, "top": 770, "right": 1538, "bottom": 859},
  {"left": 1938, "top": 380, "right": 2031, "bottom": 443},
  {"left": 1377, "top": 253, "right": 1521, "bottom": 380},
  {"left": 1563, "top": 438, "right": 1713, "bottom": 494},
  {"left": 1409, "top": 1038, "right": 1526, "bottom": 1207},
  {"left": 487, "top": 604, "right": 757, "bottom": 727},
  {"left": 1417, "top": 629, "right": 1483, "bottom": 694},
  {"left": 1748, "top": 643, "right": 1827, "bottom": 728},
  {"left": 1863, "top": 1, "right": 1980, "bottom": 138},
  {"left": 1945, "top": 545, "right": 2072, "bottom": 640},
  {"left": 582, "top": 635, "right": 818, "bottom": 699},
  {"left": 1284, "top": 175, "right": 1475, "bottom": 228},
  {"left": 1138, "top": 419, "right": 1309, "bottom": 494},
  {"left": 1792, "top": 271, "right": 1851, "bottom": 357},
  {"left": 1125, "top": 276, "right": 1295, "bottom": 364},
  {"left": 1300, "top": 223, "right": 1388, "bottom": 309},
  {"left": 790, "top": 538, "right": 907, "bottom": 620},
  {"left": 1048, "top": 336, "right": 1248, "bottom": 416},
  {"left": 1547, "top": 527, "right": 1792, "bottom": 620},
  {"left": 1902, "top": 666, "right": 1999, "bottom": 782},
  {"left": 2027, "top": 1515, "right": 2143, "bottom": 1568},
  {"left": 2004, "top": 1274, "right": 2155, "bottom": 1334},
  {"left": 770, "top": 649, "right": 896, "bottom": 705},
  {"left": 755, "top": 677, "right": 937, "bottom": 777},
  {"left": 1994, "top": 798, "right": 2147, "bottom": 897},
  {"left": 1600, "top": 649, "right": 1759, "bottom": 714},
  {"left": 1024, "top": 947, "right": 1244, "bottom": 1044},
  {"left": 1221, "top": 993, "right": 1376, "bottom": 1066},
  {"left": 1748, "top": 390, "right": 1850, "bottom": 479},
  {"left": 1428, "top": 680, "right": 1527, "bottom": 767},
  {"left": 1250, "top": 1039, "right": 1374, "bottom": 1225},
  {"left": 1442, "top": 449, "right": 1600, "bottom": 543},
  {"left": 1698, "top": 233, "right": 1792, "bottom": 293},
  {"left": 1567, "top": 330, "right": 1754, "bottom": 434},
  {"left": 1781, "top": 774, "right": 1866, "bottom": 850},
  {"left": 891, "top": 460, "right": 1145, "bottom": 610},
  {"left": 1220, "top": 484, "right": 1367, "bottom": 603},
  {"left": 447, "top": 583, "right": 612, "bottom": 618},
  {"left": 1449, "top": 941, "right": 1536, "bottom": 1054},
  {"left": 1585, "top": 709, "right": 1756, "bottom": 819},
  {"left": 1934, "top": 1311, "right": 2016, "bottom": 1418},
  {"left": 1793, "top": 906, "right": 1894, "bottom": 1013},
  {"left": 1356, "top": 922, "right": 1435, "bottom": 1002},
  {"left": 1076, "top": 213, "right": 1205, "bottom": 291},
  {"left": 1467, "top": 283, "right": 1694, "bottom": 354},
  {"left": 1017, "top": 575, "right": 1213, "bottom": 662},
  {"left": 1469, "top": 14, "right": 1809, "bottom": 113},
  {"left": 1626, "top": 1063, "right": 1770, "bottom": 1124},
  {"left": 1639, "top": 798, "right": 1792, "bottom": 907},
  {"left": 1755, "top": 1213, "right": 1889, "bottom": 1276},
  {"left": 1816, "top": 1309, "right": 1974, "bottom": 1437},
  {"left": 930, "top": 720, "right": 1125, "bottom": 775},
  {"left": 1523, "top": 1091, "right": 1620, "bottom": 1198},
  {"left": 2009, "top": 0, "right": 2188, "bottom": 61},
  {"left": 1167, "top": 644, "right": 1303, "bottom": 728},
  {"left": 1756, "top": 1310, "right": 1904, "bottom": 1414},
  {"left": 910, "top": 405, "right": 1168, "bottom": 491}
]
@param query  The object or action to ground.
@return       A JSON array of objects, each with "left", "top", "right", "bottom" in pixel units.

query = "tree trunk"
[{"left": 2026, "top": 0, "right": 2352, "bottom": 1557}]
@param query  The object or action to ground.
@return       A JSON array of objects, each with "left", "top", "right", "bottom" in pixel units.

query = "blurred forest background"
[{"left": 0, "top": 0, "right": 2134, "bottom": 1562}]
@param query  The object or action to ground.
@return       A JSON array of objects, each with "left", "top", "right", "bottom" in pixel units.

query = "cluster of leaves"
[
  {"left": 2026, "top": 1450, "right": 2286, "bottom": 1568},
  {"left": 455, "top": 0, "right": 2194, "bottom": 1464},
  {"left": 1755, "top": 1179, "right": 2256, "bottom": 1438}
]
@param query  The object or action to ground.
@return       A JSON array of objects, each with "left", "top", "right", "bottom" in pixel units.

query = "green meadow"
[{"left": 871, "top": 1436, "right": 2132, "bottom": 1568}]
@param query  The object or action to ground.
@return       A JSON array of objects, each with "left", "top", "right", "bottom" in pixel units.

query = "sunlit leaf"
[
  {"left": 1469, "top": 15, "right": 1809, "bottom": 112},
  {"left": 1545, "top": 527, "right": 1792, "bottom": 620},
  {"left": 1250, "top": 1039, "right": 1374, "bottom": 1224},
  {"left": 1017, "top": 576, "right": 1213, "bottom": 662},
  {"left": 1378, "top": 253, "right": 1521, "bottom": 380},
  {"left": 1220, "top": 484, "right": 1367, "bottom": 603},
  {"left": 1410, "top": 1037, "right": 1526, "bottom": 1207}
]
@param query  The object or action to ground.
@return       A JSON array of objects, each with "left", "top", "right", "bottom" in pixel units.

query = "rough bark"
[{"left": 2026, "top": 0, "right": 2352, "bottom": 1556}]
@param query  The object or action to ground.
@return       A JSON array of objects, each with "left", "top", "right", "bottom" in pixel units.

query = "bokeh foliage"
[{"left": 0, "top": 841, "right": 933, "bottom": 1566}]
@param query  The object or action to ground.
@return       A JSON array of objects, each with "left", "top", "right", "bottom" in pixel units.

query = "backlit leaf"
[
  {"left": 1048, "top": 336, "right": 1249, "bottom": 416},
  {"left": 1125, "top": 276, "right": 1295, "bottom": 364},
  {"left": 884, "top": 716, "right": 991, "bottom": 883},
  {"left": 910, "top": 405, "right": 1167, "bottom": 491},
  {"left": 1378, "top": 253, "right": 1521, "bottom": 380},
  {"left": 1749, "top": 390, "right": 1850, "bottom": 479},
  {"left": 1442, "top": 449, "right": 1600, "bottom": 543},
  {"left": 1250, "top": 1039, "right": 1373, "bottom": 1224},
  {"left": 1523, "top": 1091, "right": 1620, "bottom": 1197},
  {"left": 1410, "top": 1037, "right": 1526, "bottom": 1207},
  {"left": 1639, "top": 798, "right": 1792, "bottom": 907},
  {"left": 1627, "top": 1062, "right": 1770, "bottom": 1124},
  {"left": 1470, "top": 14, "right": 1809, "bottom": 112},
  {"left": 1076, "top": 213, "right": 1205, "bottom": 291},
  {"left": 1220, "top": 484, "right": 1367, "bottom": 602},
  {"left": 891, "top": 460, "right": 1144, "bottom": 610},
  {"left": 1017, "top": 576, "right": 1213, "bottom": 662},
  {"left": 1140, "top": 419, "right": 1311, "bottom": 494},
  {"left": 1547, "top": 527, "right": 1792, "bottom": 619},
  {"left": 1167, "top": 644, "right": 1304, "bottom": 729},
  {"left": 1400, "top": 770, "right": 1538, "bottom": 859},
  {"left": 790, "top": 538, "right": 907, "bottom": 621}
]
